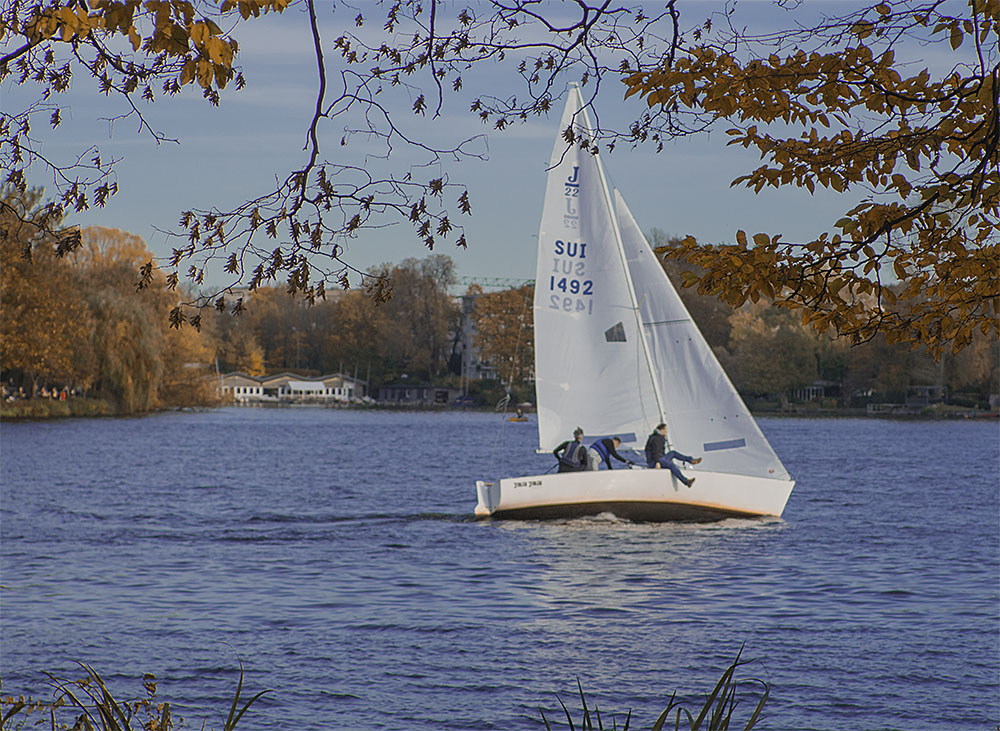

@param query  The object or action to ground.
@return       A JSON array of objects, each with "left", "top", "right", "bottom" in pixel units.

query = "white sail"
[
  {"left": 615, "top": 192, "right": 791, "bottom": 480},
  {"left": 533, "top": 88, "right": 659, "bottom": 452}
]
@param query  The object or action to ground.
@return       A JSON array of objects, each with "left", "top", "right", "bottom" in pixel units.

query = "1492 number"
[{"left": 549, "top": 276, "right": 593, "bottom": 295}]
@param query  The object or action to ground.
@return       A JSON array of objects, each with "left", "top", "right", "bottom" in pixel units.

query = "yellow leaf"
[
  {"left": 950, "top": 25, "right": 962, "bottom": 49},
  {"left": 180, "top": 59, "right": 196, "bottom": 85},
  {"left": 129, "top": 27, "right": 141, "bottom": 51},
  {"left": 197, "top": 59, "right": 213, "bottom": 88},
  {"left": 752, "top": 233, "right": 769, "bottom": 247},
  {"left": 736, "top": 230, "right": 748, "bottom": 247},
  {"left": 190, "top": 22, "right": 207, "bottom": 46},
  {"left": 851, "top": 21, "right": 873, "bottom": 38},
  {"left": 896, "top": 175, "right": 912, "bottom": 197},
  {"left": 205, "top": 36, "right": 226, "bottom": 64}
]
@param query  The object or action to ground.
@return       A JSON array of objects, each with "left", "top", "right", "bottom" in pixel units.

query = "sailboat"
[{"left": 474, "top": 86, "right": 795, "bottom": 522}]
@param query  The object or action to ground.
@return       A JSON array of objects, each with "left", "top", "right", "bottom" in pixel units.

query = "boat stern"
[{"left": 474, "top": 480, "right": 500, "bottom": 518}]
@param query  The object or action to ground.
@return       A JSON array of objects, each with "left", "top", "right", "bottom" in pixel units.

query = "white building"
[{"left": 219, "top": 372, "right": 367, "bottom": 404}]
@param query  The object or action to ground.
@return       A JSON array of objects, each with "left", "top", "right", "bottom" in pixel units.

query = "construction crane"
[{"left": 454, "top": 276, "right": 535, "bottom": 291}]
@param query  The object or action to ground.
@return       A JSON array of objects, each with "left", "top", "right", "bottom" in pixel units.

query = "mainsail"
[
  {"left": 533, "top": 87, "right": 790, "bottom": 482},
  {"left": 533, "top": 88, "right": 659, "bottom": 452}
]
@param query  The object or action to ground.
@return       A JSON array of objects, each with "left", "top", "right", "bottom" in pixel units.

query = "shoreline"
[
  {"left": 2, "top": 398, "right": 997, "bottom": 422},
  {"left": 750, "top": 408, "right": 998, "bottom": 420}
]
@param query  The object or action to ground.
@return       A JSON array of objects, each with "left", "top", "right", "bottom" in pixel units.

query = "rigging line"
[
  {"left": 486, "top": 285, "right": 532, "bottom": 477},
  {"left": 634, "top": 291, "right": 658, "bottom": 439},
  {"left": 644, "top": 318, "right": 691, "bottom": 326},
  {"left": 487, "top": 387, "right": 511, "bottom": 478},
  {"left": 503, "top": 286, "right": 531, "bottom": 399}
]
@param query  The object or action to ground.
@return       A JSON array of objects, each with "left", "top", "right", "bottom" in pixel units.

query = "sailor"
[
  {"left": 553, "top": 427, "right": 588, "bottom": 472},
  {"left": 587, "top": 436, "right": 633, "bottom": 470},
  {"left": 644, "top": 423, "right": 701, "bottom": 487}
]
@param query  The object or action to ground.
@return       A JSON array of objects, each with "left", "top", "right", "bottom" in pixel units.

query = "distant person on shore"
[
  {"left": 588, "top": 436, "right": 633, "bottom": 470},
  {"left": 644, "top": 423, "right": 701, "bottom": 487},
  {"left": 553, "top": 427, "right": 588, "bottom": 472}
]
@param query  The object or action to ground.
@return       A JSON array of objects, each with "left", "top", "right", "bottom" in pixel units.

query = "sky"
[{"left": 4, "top": 1, "right": 909, "bottom": 292}]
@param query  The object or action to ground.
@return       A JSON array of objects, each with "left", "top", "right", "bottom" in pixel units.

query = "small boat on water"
[
  {"left": 508, "top": 408, "right": 529, "bottom": 422},
  {"left": 474, "top": 86, "right": 795, "bottom": 522}
]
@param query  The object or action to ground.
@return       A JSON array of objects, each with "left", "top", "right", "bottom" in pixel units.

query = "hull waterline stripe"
[{"left": 488, "top": 500, "right": 770, "bottom": 522}]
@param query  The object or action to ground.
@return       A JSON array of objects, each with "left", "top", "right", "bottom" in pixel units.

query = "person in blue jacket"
[
  {"left": 553, "top": 427, "right": 588, "bottom": 472},
  {"left": 644, "top": 423, "right": 701, "bottom": 487},
  {"left": 587, "top": 436, "right": 633, "bottom": 470}
]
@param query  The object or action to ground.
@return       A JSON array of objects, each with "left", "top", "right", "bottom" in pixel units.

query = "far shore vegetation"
[{"left": 3, "top": 187, "right": 997, "bottom": 422}]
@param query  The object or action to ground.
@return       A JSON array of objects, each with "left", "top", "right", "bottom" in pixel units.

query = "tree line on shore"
[
  {"left": 2, "top": 190, "right": 216, "bottom": 414},
  {"left": 473, "top": 229, "right": 996, "bottom": 412},
  {"left": 1, "top": 187, "right": 466, "bottom": 414},
  {"left": 2, "top": 188, "right": 996, "bottom": 417}
]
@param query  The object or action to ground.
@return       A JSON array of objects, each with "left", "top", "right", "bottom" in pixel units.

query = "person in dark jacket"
[
  {"left": 553, "top": 427, "right": 588, "bottom": 472},
  {"left": 587, "top": 436, "right": 633, "bottom": 470},
  {"left": 644, "top": 423, "right": 701, "bottom": 487}
]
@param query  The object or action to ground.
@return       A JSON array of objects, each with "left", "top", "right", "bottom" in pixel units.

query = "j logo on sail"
[{"left": 564, "top": 166, "right": 580, "bottom": 218}]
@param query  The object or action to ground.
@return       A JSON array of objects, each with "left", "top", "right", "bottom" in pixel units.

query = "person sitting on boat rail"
[
  {"left": 588, "top": 436, "right": 633, "bottom": 471},
  {"left": 553, "top": 427, "right": 588, "bottom": 472},
  {"left": 645, "top": 423, "right": 702, "bottom": 487}
]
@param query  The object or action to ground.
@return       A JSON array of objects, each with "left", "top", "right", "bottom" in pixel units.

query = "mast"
[{"left": 572, "top": 86, "right": 667, "bottom": 427}]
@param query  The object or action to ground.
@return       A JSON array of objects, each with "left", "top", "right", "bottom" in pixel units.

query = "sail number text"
[
  {"left": 548, "top": 238, "right": 594, "bottom": 314},
  {"left": 549, "top": 276, "right": 593, "bottom": 296},
  {"left": 549, "top": 295, "right": 594, "bottom": 314}
]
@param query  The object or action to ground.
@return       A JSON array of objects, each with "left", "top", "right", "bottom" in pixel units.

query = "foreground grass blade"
[
  {"left": 540, "top": 647, "right": 767, "bottom": 731},
  {"left": 577, "top": 678, "right": 593, "bottom": 731},
  {"left": 224, "top": 662, "right": 271, "bottom": 731},
  {"left": 691, "top": 647, "right": 742, "bottom": 730}
]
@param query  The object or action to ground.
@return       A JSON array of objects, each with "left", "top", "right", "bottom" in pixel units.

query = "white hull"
[{"left": 475, "top": 467, "right": 793, "bottom": 522}]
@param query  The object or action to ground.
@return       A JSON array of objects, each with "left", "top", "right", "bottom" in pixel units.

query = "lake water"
[{"left": 1, "top": 409, "right": 997, "bottom": 730}]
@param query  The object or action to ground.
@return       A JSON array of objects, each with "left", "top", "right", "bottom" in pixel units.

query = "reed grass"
[
  {"left": 539, "top": 646, "right": 768, "bottom": 731},
  {"left": 2, "top": 649, "right": 766, "bottom": 731},
  {"left": 0, "top": 662, "right": 268, "bottom": 731}
]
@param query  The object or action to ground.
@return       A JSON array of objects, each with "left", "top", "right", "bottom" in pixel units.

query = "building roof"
[
  {"left": 287, "top": 381, "right": 327, "bottom": 392},
  {"left": 222, "top": 372, "right": 366, "bottom": 386}
]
